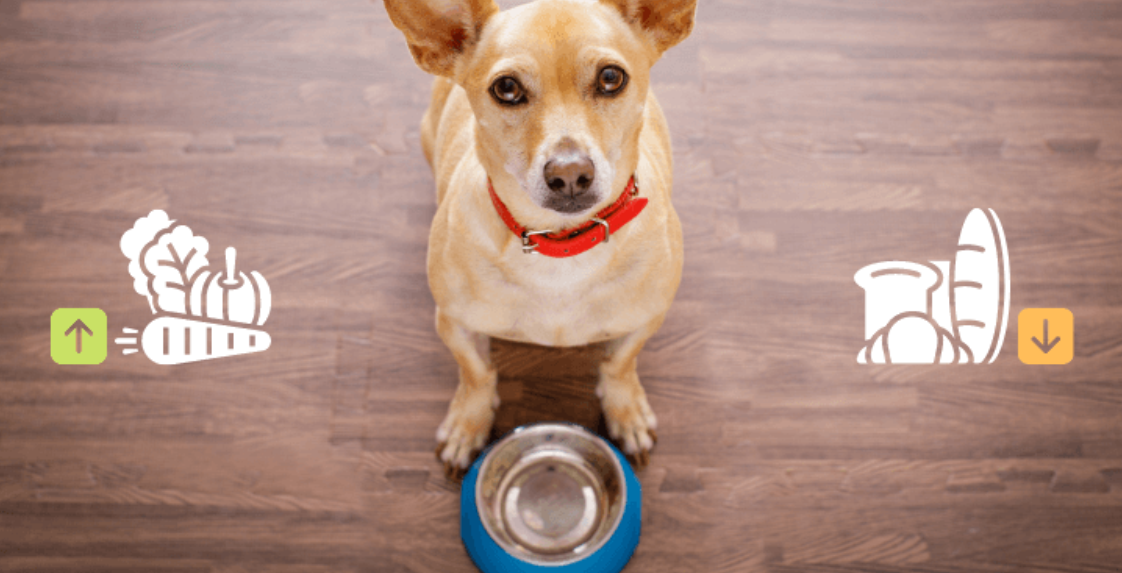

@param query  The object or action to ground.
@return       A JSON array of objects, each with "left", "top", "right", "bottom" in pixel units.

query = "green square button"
[{"left": 51, "top": 308, "right": 107, "bottom": 365}]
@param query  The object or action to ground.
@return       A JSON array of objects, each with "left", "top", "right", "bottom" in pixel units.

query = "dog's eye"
[
  {"left": 490, "top": 76, "right": 526, "bottom": 105},
  {"left": 597, "top": 66, "right": 627, "bottom": 95}
]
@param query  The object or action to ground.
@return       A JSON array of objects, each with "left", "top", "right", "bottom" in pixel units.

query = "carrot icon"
[{"left": 138, "top": 316, "right": 271, "bottom": 365}]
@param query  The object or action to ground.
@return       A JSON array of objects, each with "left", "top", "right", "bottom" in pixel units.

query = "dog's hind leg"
[
  {"left": 434, "top": 306, "right": 499, "bottom": 479},
  {"left": 598, "top": 316, "right": 664, "bottom": 468}
]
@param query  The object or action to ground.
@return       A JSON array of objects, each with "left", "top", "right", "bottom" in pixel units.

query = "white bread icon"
[
  {"left": 854, "top": 261, "right": 939, "bottom": 341},
  {"left": 951, "top": 208, "right": 1010, "bottom": 364},
  {"left": 855, "top": 208, "right": 1010, "bottom": 365},
  {"left": 855, "top": 261, "right": 970, "bottom": 364}
]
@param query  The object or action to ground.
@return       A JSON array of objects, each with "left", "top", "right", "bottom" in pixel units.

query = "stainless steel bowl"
[{"left": 475, "top": 423, "right": 627, "bottom": 565}]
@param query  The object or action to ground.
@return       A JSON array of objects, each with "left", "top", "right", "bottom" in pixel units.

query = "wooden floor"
[{"left": 3, "top": 0, "right": 1122, "bottom": 571}]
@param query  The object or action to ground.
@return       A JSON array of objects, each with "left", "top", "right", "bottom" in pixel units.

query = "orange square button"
[{"left": 1018, "top": 308, "right": 1073, "bottom": 365}]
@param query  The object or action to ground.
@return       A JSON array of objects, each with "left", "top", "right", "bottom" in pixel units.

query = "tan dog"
[{"left": 382, "top": 0, "right": 693, "bottom": 477}]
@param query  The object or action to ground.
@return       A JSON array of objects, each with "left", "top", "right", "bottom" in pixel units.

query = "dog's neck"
[{"left": 486, "top": 175, "right": 647, "bottom": 257}]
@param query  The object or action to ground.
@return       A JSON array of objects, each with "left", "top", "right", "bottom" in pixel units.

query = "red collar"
[{"left": 487, "top": 176, "right": 648, "bottom": 258}]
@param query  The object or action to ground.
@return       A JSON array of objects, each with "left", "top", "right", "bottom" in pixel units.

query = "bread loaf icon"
[
  {"left": 855, "top": 208, "right": 1010, "bottom": 365},
  {"left": 855, "top": 262, "right": 970, "bottom": 364}
]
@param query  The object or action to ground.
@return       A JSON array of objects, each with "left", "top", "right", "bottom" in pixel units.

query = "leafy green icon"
[{"left": 51, "top": 308, "right": 107, "bottom": 365}]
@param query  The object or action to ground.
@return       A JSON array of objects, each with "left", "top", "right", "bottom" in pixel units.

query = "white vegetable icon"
[
  {"left": 117, "top": 210, "right": 272, "bottom": 365},
  {"left": 190, "top": 246, "right": 271, "bottom": 325}
]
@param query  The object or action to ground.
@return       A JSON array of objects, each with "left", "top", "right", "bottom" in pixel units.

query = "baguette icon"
[{"left": 116, "top": 210, "right": 272, "bottom": 365}]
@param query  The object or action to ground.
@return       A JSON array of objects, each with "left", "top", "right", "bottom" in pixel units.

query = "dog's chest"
[{"left": 450, "top": 250, "right": 661, "bottom": 347}]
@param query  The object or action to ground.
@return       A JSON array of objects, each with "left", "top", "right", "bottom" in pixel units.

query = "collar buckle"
[
  {"left": 520, "top": 229, "right": 554, "bottom": 254},
  {"left": 590, "top": 217, "right": 610, "bottom": 243}
]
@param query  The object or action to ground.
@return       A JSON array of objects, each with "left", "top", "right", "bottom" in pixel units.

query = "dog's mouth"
[{"left": 542, "top": 194, "right": 598, "bottom": 214}]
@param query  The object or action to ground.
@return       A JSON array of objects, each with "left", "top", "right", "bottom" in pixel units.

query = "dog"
[{"left": 382, "top": 0, "right": 694, "bottom": 477}]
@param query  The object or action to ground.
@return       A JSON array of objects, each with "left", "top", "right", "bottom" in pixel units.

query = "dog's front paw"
[
  {"left": 597, "top": 381, "right": 658, "bottom": 468},
  {"left": 435, "top": 391, "right": 498, "bottom": 480}
]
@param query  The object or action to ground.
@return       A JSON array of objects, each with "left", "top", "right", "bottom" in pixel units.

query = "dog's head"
[{"left": 383, "top": 0, "right": 696, "bottom": 225}]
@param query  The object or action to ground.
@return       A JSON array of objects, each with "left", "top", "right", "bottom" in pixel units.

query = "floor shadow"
[{"left": 489, "top": 339, "right": 608, "bottom": 441}]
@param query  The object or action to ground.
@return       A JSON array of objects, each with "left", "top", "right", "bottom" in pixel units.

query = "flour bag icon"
[{"left": 116, "top": 210, "right": 271, "bottom": 364}]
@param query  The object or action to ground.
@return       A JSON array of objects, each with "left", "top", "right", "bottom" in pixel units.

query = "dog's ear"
[
  {"left": 600, "top": 0, "right": 697, "bottom": 53},
  {"left": 382, "top": 0, "right": 500, "bottom": 77}
]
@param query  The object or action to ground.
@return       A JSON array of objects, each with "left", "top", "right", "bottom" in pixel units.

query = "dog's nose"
[{"left": 544, "top": 154, "right": 595, "bottom": 197}]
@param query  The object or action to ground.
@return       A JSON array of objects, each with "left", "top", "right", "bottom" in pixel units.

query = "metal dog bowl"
[{"left": 461, "top": 422, "right": 641, "bottom": 573}]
